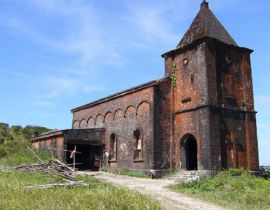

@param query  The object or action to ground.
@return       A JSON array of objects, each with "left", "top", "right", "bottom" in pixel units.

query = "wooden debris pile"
[
  {"left": 14, "top": 146, "right": 96, "bottom": 189},
  {"left": 15, "top": 159, "right": 75, "bottom": 181}
]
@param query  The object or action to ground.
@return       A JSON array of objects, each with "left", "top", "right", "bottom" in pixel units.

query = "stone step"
[{"left": 164, "top": 170, "right": 211, "bottom": 183}]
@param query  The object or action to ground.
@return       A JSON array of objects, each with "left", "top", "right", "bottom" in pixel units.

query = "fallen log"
[{"left": 26, "top": 181, "right": 91, "bottom": 189}]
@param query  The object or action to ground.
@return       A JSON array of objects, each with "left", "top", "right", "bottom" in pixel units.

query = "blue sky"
[{"left": 0, "top": 0, "right": 269, "bottom": 165}]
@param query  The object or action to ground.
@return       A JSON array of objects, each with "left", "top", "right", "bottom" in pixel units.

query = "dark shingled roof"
[{"left": 177, "top": 1, "right": 237, "bottom": 48}]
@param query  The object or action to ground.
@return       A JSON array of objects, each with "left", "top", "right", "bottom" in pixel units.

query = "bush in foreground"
[{"left": 169, "top": 168, "right": 270, "bottom": 210}]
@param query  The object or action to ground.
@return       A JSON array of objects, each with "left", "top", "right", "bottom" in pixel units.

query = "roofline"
[
  {"left": 71, "top": 80, "right": 159, "bottom": 113},
  {"left": 31, "top": 130, "right": 63, "bottom": 142},
  {"left": 162, "top": 36, "right": 253, "bottom": 58},
  {"left": 31, "top": 128, "right": 105, "bottom": 142}
]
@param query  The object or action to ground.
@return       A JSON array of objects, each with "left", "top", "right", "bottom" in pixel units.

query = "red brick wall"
[
  {"left": 207, "top": 40, "right": 259, "bottom": 170},
  {"left": 163, "top": 39, "right": 259, "bottom": 171},
  {"left": 32, "top": 135, "right": 65, "bottom": 161},
  {"left": 72, "top": 87, "right": 155, "bottom": 170}
]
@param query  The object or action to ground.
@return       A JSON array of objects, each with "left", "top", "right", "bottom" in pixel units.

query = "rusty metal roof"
[{"left": 177, "top": 1, "right": 237, "bottom": 48}]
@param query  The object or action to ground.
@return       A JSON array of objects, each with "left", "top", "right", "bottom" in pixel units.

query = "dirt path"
[{"left": 78, "top": 171, "right": 225, "bottom": 210}]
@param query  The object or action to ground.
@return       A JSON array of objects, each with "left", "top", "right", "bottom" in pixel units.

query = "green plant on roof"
[{"left": 170, "top": 62, "right": 177, "bottom": 87}]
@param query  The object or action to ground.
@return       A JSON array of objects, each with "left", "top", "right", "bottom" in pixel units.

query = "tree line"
[{"left": 0, "top": 123, "right": 51, "bottom": 159}]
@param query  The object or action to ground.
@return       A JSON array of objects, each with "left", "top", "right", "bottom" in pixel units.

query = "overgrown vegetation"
[
  {"left": 0, "top": 123, "right": 52, "bottom": 166},
  {"left": 0, "top": 172, "right": 162, "bottom": 210},
  {"left": 169, "top": 168, "right": 270, "bottom": 210},
  {"left": 113, "top": 168, "right": 149, "bottom": 178},
  {"left": 170, "top": 62, "right": 177, "bottom": 87}
]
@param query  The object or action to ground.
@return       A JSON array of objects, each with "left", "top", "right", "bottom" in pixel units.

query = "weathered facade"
[
  {"left": 32, "top": 129, "right": 105, "bottom": 170},
  {"left": 33, "top": 1, "right": 259, "bottom": 172}
]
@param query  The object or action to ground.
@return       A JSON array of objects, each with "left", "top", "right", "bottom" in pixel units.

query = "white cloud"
[
  {"left": 0, "top": 0, "right": 195, "bottom": 101},
  {"left": 0, "top": 0, "right": 126, "bottom": 69},
  {"left": 124, "top": 0, "right": 192, "bottom": 48},
  {"left": 0, "top": 0, "right": 195, "bottom": 70},
  {"left": 39, "top": 76, "right": 104, "bottom": 99},
  {"left": 42, "top": 76, "right": 78, "bottom": 98}
]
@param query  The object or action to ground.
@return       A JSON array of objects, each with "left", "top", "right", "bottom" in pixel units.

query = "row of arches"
[{"left": 73, "top": 101, "right": 151, "bottom": 129}]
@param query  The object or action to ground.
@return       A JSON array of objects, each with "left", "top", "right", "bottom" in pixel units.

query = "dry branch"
[
  {"left": 26, "top": 181, "right": 91, "bottom": 189},
  {"left": 15, "top": 159, "right": 76, "bottom": 181}
]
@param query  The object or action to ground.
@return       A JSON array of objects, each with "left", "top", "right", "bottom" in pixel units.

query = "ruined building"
[{"left": 32, "top": 1, "right": 259, "bottom": 172}]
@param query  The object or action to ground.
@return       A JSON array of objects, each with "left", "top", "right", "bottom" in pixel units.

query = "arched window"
[
  {"left": 133, "top": 129, "right": 143, "bottom": 160},
  {"left": 109, "top": 133, "right": 117, "bottom": 161}
]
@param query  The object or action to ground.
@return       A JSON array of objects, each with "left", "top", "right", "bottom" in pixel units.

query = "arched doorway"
[{"left": 180, "top": 134, "right": 198, "bottom": 170}]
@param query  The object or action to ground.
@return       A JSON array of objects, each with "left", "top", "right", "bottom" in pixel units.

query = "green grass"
[
  {"left": 113, "top": 168, "right": 149, "bottom": 178},
  {"left": 169, "top": 168, "right": 270, "bottom": 210},
  {"left": 0, "top": 171, "right": 162, "bottom": 210},
  {"left": 0, "top": 137, "right": 161, "bottom": 209}
]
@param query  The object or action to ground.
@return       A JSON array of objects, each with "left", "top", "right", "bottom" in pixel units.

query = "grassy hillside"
[
  {"left": 170, "top": 168, "right": 270, "bottom": 210},
  {"left": 0, "top": 123, "right": 52, "bottom": 166}
]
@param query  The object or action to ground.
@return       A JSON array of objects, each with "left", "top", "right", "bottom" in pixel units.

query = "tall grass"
[
  {"left": 169, "top": 168, "right": 270, "bottom": 210},
  {"left": 0, "top": 172, "right": 162, "bottom": 210}
]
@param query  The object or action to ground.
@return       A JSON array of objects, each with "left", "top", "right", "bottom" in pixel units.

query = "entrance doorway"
[
  {"left": 66, "top": 144, "right": 103, "bottom": 171},
  {"left": 180, "top": 134, "right": 198, "bottom": 170}
]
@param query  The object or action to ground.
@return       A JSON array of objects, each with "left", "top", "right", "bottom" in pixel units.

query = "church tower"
[{"left": 162, "top": 1, "right": 259, "bottom": 171}]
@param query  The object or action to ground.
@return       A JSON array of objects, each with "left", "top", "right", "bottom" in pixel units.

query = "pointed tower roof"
[{"left": 177, "top": 1, "right": 237, "bottom": 48}]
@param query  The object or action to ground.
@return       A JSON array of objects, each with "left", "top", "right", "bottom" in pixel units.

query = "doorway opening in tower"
[{"left": 180, "top": 134, "right": 198, "bottom": 170}]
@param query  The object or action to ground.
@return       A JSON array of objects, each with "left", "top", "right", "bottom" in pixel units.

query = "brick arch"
[
  {"left": 87, "top": 117, "right": 94, "bottom": 128},
  {"left": 114, "top": 108, "right": 124, "bottom": 120},
  {"left": 124, "top": 105, "right": 136, "bottom": 119},
  {"left": 73, "top": 121, "right": 79, "bottom": 129},
  {"left": 95, "top": 114, "right": 104, "bottom": 127},
  {"left": 137, "top": 101, "right": 151, "bottom": 116},
  {"left": 104, "top": 111, "right": 113, "bottom": 123},
  {"left": 80, "top": 119, "right": 87, "bottom": 128}
]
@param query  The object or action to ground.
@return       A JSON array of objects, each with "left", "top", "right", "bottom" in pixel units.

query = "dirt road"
[{"left": 79, "top": 171, "right": 225, "bottom": 210}]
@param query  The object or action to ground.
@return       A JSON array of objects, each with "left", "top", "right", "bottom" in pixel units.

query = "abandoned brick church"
[{"left": 32, "top": 1, "right": 259, "bottom": 172}]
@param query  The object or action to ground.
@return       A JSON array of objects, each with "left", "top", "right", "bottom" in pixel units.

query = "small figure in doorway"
[
  {"left": 93, "top": 155, "right": 101, "bottom": 169},
  {"left": 104, "top": 151, "right": 109, "bottom": 166}
]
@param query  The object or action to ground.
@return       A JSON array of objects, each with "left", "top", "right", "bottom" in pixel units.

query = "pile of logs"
[
  {"left": 13, "top": 146, "right": 96, "bottom": 189},
  {"left": 15, "top": 159, "right": 75, "bottom": 181}
]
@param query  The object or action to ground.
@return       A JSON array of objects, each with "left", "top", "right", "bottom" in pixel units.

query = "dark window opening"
[
  {"left": 133, "top": 129, "right": 142, "bottom": 160},
  {"left": 109, "top": 133, "right": 117, "bottom": 161}
]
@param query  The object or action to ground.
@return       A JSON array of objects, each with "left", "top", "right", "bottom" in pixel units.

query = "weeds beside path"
[
  {"left": 0, "top": 171, "right": 161, "bottom": 210},
  {"left": 79, "top": 171, "right": 225, "bottom": 210},
  {"left": 170, "top": 169, "right": 270, "bottom": 210}
]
